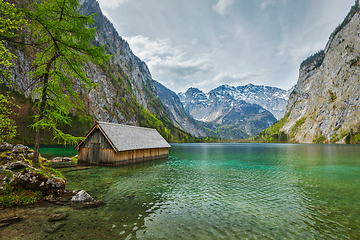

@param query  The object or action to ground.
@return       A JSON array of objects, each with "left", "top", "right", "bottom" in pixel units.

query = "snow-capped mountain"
[
  {"left": 156, "top": 82, "right": 278, "bottom": 139},
  {"left": 179, "top": 84, "right": 292, "bottom": 121}
]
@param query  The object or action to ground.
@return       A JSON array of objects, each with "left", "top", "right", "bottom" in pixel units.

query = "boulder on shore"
[
  {"left": 9, "top": 168, "right": 66, "bottom": 196},
  {"left": 5, "top": 161, "right": 35, "bottom": 170},
  {"left": 12, "top": 144, "right": 30, "bottom": 154},
  {"left": 0, "top": 143, "right": 13, "bottom": 151}
]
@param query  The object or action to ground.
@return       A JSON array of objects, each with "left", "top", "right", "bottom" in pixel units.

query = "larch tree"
[
  {"left": 20, "top": 0, "right": 110, "bottom": 163},
  {"left": 0, "top": 0, "right": 26, "bottom": 79},
  {"left": 0, "top": 0, "right": 26, "bottom": 142}
]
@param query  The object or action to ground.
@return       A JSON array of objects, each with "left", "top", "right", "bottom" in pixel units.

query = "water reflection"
[{"left": 1, "top": 143, "right": 359, "bottom": 239}]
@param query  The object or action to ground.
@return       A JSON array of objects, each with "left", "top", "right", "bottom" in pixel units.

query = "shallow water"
[
  {"left": 29, "top": 145, "right": 78, "bottom": 159},
  {"left": 1, "top": 143, "right": 360, "bottom": 239}
]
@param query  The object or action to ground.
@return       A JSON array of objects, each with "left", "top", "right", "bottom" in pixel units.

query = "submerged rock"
[
  {"left": 44, "top": 222, "right": 66, "bottom": 233},
  {"left": 71, "top": 200, "right": 104, "bottom": 209},
  {"left": 70, "top": 190, "right": 93, "bottom": 202},
  {"left": 50, "top": 157, "right": 73, "bottom": 162},
  {"left": 48, "top": 213, "right": 69, "bottom": 222},
  {"left": 51, "top": 157, "right": 62, "bottom": 162},
  {"left": 0, "top": 216, "right": 23, "bottom": 227}
]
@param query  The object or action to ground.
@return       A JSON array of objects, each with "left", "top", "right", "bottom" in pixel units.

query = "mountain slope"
[
  {"left": 3, "top": 0, "right": 195, "bottom": 143},
  {"left": 179, "top": 84, "right": 291, "bottom": 121},
  {"left": 264, "top": 2, "right": 360, "bottom": 144},
  {"left": 154, "top": 81, "right": 210, "bottom": 137},
  {"left": 177, "top": 85, "right": 278, "bottom": 138}
]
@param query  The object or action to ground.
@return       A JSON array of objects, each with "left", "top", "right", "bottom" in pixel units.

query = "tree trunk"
[
  {"left": 33, "top": 128, "right": 41, "bottom": 164},
  {"left": 32, "top": 54, "right": 58, "bottom": 163},
  {"left": 32, "top": 89, "right": 47, "bottom": 164}
]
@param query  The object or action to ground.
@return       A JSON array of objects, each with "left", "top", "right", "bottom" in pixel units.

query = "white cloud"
[
  {"left": 260, "top": 0, "right": 276, "bottom": 10},
  {"left": 126, "top": 35, "right": 212, "bottom": 79},
  {"left": 213, "top": 71, "right": 260, "bottom": 84},
  {"left": 97, "top": 0, "right": 130, "bottom": 8},
  {"left": 193, "top": 71, "right": 260, "bottom": 90},
  {"left": 212, "top": 0, "right": 234, "bottom": 16}
]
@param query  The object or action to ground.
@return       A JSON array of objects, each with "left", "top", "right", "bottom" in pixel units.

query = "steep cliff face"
[
  {"left": 79, "top": 0, "right": 160, "bottom": 118},
  {"left": 281, "top": 7, "right": 360, "bottom": 143},
  {"left": 3, "top": 0, "right": 197, "bottom": 143},
  {"left": 6, "top": 0, "right": 161, "bottom": 125}
]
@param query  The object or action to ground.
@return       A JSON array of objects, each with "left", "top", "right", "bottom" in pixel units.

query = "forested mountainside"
[
  {"left": 2, "top": 0, "right": 195, "bottom": 143},
  {"left": 160, "top": 84, "right": 278, "bottom": 139},
  {"left": 256, "top": 1, "right": 360, "bottom": 144}
]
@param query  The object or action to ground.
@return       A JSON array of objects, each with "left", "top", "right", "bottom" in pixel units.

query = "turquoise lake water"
[
  {"left": 29, "top": 145, "right": 78, "bottom": 159},
  {"left": 1, "top": 143, "right": 360, "bottom": 239}
]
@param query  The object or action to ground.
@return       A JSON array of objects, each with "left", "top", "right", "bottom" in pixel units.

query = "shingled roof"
[{"left": 75, "top": 122, "right": 171, "bottom": 152}]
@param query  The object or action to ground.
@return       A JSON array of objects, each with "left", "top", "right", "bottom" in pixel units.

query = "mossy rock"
[{"left": 7, "top": 168, "right": 66, "bottom": 196}]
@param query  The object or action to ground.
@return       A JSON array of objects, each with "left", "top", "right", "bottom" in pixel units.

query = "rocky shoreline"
[
  {"left": 0, "top": 143, "right": 104, "bottom": 234},
  {"left": 0, "top": 142, "right": 103, "bottom": 232}
]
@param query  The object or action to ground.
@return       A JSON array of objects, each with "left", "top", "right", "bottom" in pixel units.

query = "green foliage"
[
  {"left": 38, "top": 164, "right": 65, "bottom": 180},
  {"left": 349, "top": 56, "right": 360, "bottom": 68},
  {"left": 0, "top": 93, "right": 19, "bottom": 142},
  {"left": 330, "top": 132, "right": 339, "bottom": 143},
  {"left": 344, "top": 128, "right": 360, "bottom": 144},
  {"left": 328, "top": 89, "right": 337, "bottom": 102},
  {"left": 0, "top": 0, "right": 27, "bottom": 80},
  {"left": 0, "top": 152, "right": 65, "bottom": 207},
  {"left": 291, "top": 117, "right": 306, "bottom": 134},
  {"left": 253, "top": 113, "right": 289, "bottom": 143},
  {"left": 17, "top": 0, "right": 110, "bottom": 161},
  {"left": 330, "top": 0, "right": 359, "bottom": 40},
  {"left": 212, "top": 124, "right": 249, "bottom": 139},
  {"left": 0, "top": 189, "right": 42, "bottom": 207},
  {"left": 300, "top": 50, "right": 325, "bottom": 70},
  {"left": 313, "top": 135, "right": 326, "bottom": 144},
  {"left": 354, "top": 133, "right": 360, "bottom": 142},
  {"left": 138, "top": 104, "right": 201, "bottom": 143}
]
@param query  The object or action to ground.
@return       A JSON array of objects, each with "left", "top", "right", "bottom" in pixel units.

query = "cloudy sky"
[{"left": 97, "top": 0, "right": 354, "bottom": 93}]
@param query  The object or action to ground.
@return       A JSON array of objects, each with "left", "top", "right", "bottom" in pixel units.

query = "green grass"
[
  {"left": 0, "top": 189, "right": 42, "bottom": 207},
  {"left": 0, "top": 153, "right": 66, "bottom": 207}
]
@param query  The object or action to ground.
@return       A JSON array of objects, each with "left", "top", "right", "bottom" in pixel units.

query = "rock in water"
[
  {"left": 44, "top": 222, "right": 66, "bottom": 233},
  {"left": 70, "top": 190, "right": 93, "bottom": 202},
  {"left": 0, "top": 142, "right": 13, "bottom": 151},
  {"left": 0, "top": 216, "right": 23, "bottom": 227},
  {"left": 52, "top": 157, "right": 62, "bottom": 162},
  {"left": 48, "top": 213, "right": 69, "bottom": 222}
]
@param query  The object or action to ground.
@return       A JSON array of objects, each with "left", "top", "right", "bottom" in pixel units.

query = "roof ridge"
[{"left": 97, "top": 121, "right": 156, "bottom": 131}]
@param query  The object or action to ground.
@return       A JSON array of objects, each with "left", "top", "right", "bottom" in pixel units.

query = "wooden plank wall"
[
  {"left": 78, "top": 134, "right": 169, "bottom": 166},
  {"left": 83, "top": 129, "right": 112, "bottom": 149}
]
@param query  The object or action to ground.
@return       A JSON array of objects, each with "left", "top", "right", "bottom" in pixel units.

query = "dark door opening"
[{"left": 90, "top": 143, "right": 100, "bottom": 164}]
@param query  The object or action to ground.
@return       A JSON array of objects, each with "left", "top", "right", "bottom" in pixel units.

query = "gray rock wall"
[{"left": 282, "top": 12, "right": 360, "bottom": 143}]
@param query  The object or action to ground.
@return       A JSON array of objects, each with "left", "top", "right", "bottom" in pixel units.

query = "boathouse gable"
[{"left": 75, "top": 122, "right": 171, "bottom": 165}]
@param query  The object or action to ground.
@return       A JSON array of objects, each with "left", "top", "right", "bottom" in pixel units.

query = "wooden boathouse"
[{"left": 74, "top": 122, "right": 171, "bottom": 165}]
